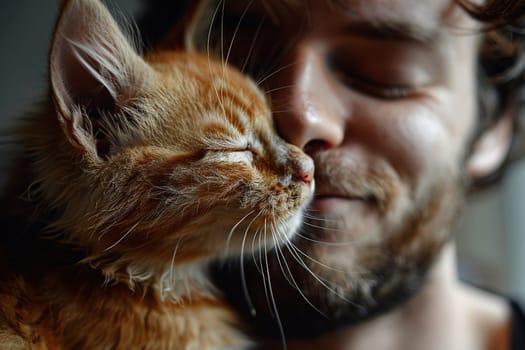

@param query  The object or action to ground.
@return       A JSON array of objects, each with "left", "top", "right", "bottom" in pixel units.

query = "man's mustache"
[{"left": 311, "top": 151, "right": 400, "bottom": 213}]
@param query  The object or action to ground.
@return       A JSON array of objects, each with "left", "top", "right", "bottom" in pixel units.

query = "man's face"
[{"left": 213, "top": 0, "right": 482, "bottom": 336}]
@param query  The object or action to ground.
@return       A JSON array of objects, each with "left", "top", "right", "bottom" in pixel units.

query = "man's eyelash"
[{"left": 334, "top": 70, "right": 417, "bottom": 99}]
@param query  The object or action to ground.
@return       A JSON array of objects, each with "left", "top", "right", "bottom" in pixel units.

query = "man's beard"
[{"left": 212, "top": 151, "right": 465, "bottom": 339}]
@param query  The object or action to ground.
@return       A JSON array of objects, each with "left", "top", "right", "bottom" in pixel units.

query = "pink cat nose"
[{"left": 293, "top": 156, "right": 314, "bottom": 184}]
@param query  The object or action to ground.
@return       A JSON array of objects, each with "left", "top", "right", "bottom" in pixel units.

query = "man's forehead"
[
  {"left": 336, "top": 0, "right": 466, "bottom": 32},
  {"left": 225, "top": 0, "right": 475, "bottom": 38},
  {"left": 333, "top": 0, "right": 452, "bottom": 18},
  {"left": 335, "top": 0, "right": 451, "bottom": 24},
  {"left": 330, "top": 0, "right": 460, "bottom": 40}
]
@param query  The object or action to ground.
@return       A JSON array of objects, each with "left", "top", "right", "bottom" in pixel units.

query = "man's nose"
[{"left": 270, "top": 43, "right": 346, "bottom": 152}]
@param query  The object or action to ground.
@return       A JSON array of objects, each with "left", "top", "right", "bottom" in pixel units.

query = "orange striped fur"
[{"left": 0, "top": 0, "right": 313, "bottom": 349}]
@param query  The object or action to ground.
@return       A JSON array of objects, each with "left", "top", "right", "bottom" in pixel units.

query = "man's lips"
[
  {"left": 308, "top": 151, "right": 398, "bottom": 214},
  {"left": 313, "top": 185, "right": 378, "bottom": 203},
  {"left": 309, "top": 192, "right": 378, "bottom": 214},
  {"left": 314, "top": 193, "right": 375, "bottom": 202}
]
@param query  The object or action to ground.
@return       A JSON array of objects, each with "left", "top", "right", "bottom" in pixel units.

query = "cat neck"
[
  {"left": 1, "top": 208, "right": 216, "bottom": 306},
  {"left": 4, "top": 244, "right": 246, "bottom": 349},
  {"left": 100, "top": 257, "right": 217, "bottom": 303}
]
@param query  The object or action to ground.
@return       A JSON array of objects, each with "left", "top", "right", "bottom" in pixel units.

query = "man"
[{"left": 139, "top": 0, "right": 525, "bottom": 348}]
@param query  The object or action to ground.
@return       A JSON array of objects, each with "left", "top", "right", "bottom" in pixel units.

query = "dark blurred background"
[{"left": 0, "top": 1, "right": 523, "bottom": 304}]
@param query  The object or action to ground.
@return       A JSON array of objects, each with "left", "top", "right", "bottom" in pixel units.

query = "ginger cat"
[{"left": 0, "top": 0, "right": 313, "bottom": 349}]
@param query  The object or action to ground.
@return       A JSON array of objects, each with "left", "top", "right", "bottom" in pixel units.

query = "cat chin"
[
  {"left": 222, "top": 207, "right": 308, "bottom": 257},
  {"left": 88, "top": 206, "right": 308, "bottom": 300}
]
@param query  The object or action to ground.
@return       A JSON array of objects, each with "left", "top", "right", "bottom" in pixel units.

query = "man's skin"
[{"left": 212, "top": 0, "right": 516, "bottom": 349}]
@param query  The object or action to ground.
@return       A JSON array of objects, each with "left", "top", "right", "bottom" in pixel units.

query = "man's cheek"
[{"left": 370, "top": 100, "right": 451, "bottom": 184}]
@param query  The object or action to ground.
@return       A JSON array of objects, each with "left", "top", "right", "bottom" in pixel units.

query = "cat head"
[{"left": 31, "top": 0, "right": 314, "bottom": 281}]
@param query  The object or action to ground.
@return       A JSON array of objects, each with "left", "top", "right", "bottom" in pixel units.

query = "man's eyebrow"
[
  {"left": 342, "top": 18, "right": 440, "bottom": 43},
  {"left": 329, "top": 0, "right": 443, "bottom": 43}
]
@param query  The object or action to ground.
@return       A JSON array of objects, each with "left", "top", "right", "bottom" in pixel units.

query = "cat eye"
[
  {"left": 205, "top": 146, "right": 254, "bottom": 156},
  {"left": 204, "top": 148, "right": 255, "bottom": 166}
]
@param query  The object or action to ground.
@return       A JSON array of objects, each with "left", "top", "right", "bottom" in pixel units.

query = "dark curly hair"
[
  {"left": 459, "top": 0, "right": 525, "bottom": 185},
  {"left": 137, "top": 0, "right": 525, "bottom": 184}
]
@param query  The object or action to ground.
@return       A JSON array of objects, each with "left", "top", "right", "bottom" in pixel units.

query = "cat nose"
[{"left": 292, "top": 155, "right": 314, "bottom": 184}]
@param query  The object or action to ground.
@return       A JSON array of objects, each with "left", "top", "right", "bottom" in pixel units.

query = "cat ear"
[{"left": 50, "top": 0, "right": 152, "bottom": 153}]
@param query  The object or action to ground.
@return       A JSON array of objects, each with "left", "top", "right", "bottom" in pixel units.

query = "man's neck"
[{"left": 270, "top": 243, "right": 510, "bottom": 350}]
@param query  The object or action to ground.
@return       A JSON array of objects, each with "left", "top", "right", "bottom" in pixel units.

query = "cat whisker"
[
  {"left": 250, "top": 224, "right": 261, "bottom": 255},
  {"left": 260, "top": 222, "right": 275, "bottom": 318},
  {"left": 284, "top": 237, "right": 352, "bottom": 273},
  {"left": 272, "top": 232, "right": 299, "bottom": 287},
  {"left": 219, "top": 0, "right": 225, "bottom": 65},
  {"left": 300, "top": 222, "right": 340, "bottom": 232},
  {"left": 266, "top": 108, "right": 299, "bottom": 114},
  {"left": 250, "top": 223, "right": 265, "bottom": 278},
  {"left": 104, "top": 219, "right": 141, "bottom": 252},
  {"left": 224, "top": 209, "right": 256, "bottom": 257},
  {"left": 274, "top": 230, "right": 328, "bottom": 318},
  {"left": 240, "top": 208, "right": 265, "bottom": 317},
  {"left": 207, "top": 0, "right": 221, "bottom": 61},
  {"left": 224, "top": 0, "right": 254, "bottom": 70},
  {"left": 263, "top": 84, "right": 297, "bottom": 95},
  {"left": 301, "top": 220, "right": 345, "bottom": 232},
  {"left": 207, "top": 0, "right": 228, "bottom": 120},
  {"left": 240, "top": 17, "right": 266, "bottom": 74},
  {"left": 168, "top": 238, "right": 182, "bottom": 288},
  {"left": 255, "top": 221, "right": 266, "bottom": 278},
  {"left": 247, "top": 224, "right": 264, "bottom": 298},
  {"left": 279, "top": 230, "right": 364, "bottom": 308},
  {"left": 248, "top": 227, "right": 262, "bottom": 278},
  {"left": 263, "top": 226, "right": 288, "bottom": 350},
  {"left": 302, "top": 212, "right": 340, "bottom": 223},
  {"left": 251, "top": 16, "right": 305, "bottom": 86},
  {"left": 299, "top": 225, "right": 350, "bottom": 237},
  {"left": 256, "top": 62, "right": 298, "bottom": 86},
  {"left": 295, "top": 229, "right": 356, "bottom": 246}
]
